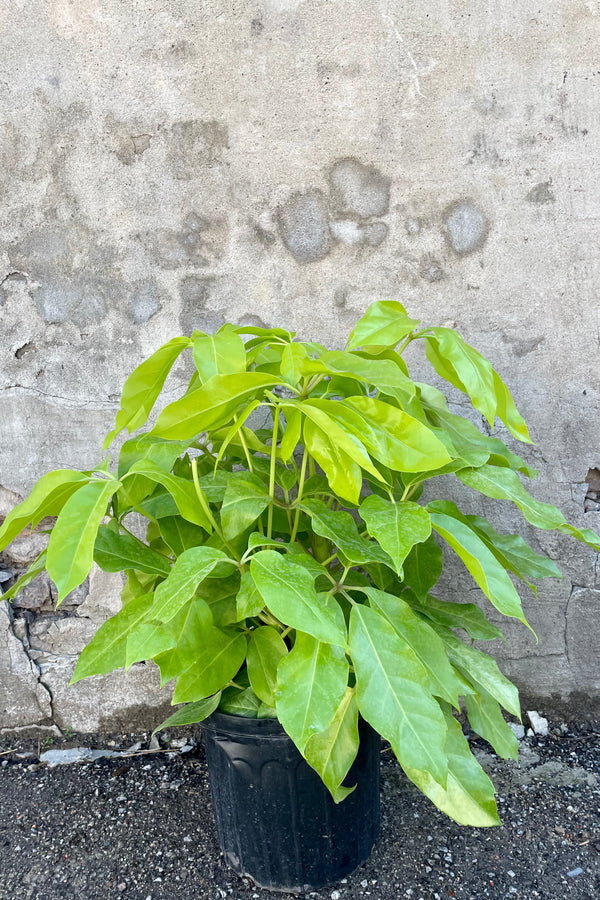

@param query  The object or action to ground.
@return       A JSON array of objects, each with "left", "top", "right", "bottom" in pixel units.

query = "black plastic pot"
[{"left": 202, "top": 712, "right": 381, "bottom": 893}]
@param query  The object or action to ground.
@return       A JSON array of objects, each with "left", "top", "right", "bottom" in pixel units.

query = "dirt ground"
[{"left": 0, "top": 720, "right": 598, "bottom": 900}]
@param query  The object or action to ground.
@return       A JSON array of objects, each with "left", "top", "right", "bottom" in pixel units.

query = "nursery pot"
[{"left": 202, "top": 712, "right": 381, "bottom": 893}]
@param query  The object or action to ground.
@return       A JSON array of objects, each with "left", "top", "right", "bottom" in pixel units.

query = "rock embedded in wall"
[
  {"left": 443, "top": 200, "right": 489, "bottom": 256},
  {"left": 278, "top": 190, "right": 331, "bottom": 263}
]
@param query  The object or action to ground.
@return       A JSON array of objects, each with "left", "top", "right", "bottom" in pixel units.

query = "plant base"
[{"left": 202, "top": 712, "right": 381, "bottom": 893}]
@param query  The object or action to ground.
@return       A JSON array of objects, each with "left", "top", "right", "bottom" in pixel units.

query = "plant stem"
[
  {"left": 236, "top": 414, "right": 254, "bottom": 473},
  {"left": 290, "top": 448, "right": 308, "bottom": 543},
  {"left": 267, "top": 406, "right": 280, "bottom": 539},
  {"left": 191, "top": 458, "right": 241, "bottom": 561}
]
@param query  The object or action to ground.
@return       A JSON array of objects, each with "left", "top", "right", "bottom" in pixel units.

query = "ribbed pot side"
[{"left": 202, "top": 712, "right": 381, "bottom": 893}]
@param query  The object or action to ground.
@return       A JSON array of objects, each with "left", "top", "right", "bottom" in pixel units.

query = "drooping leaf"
[
  {"left": 349, "top": 604, "right": 448, "bottom": 787},
  {"left": 0, "top": 470, "right": 89, "bottom": 551},
  {"left": 319, "top": 397, "right": 453, "bottom": 474},
  {"left": 428, "top": 503, "right": 530, "bottom": 627},
  {"left": 435, "top": 627, "right": 520, "bottom": 718},
  {"left": 457, "top": 465, "right": 600, "bottom": 551},
  {"left": 104, "top": 336, "right": 191, "bottom": 448},
  {"left": 236, "top": 570, "right": 264, "bottom": 619},
  {"left": 422, "top": 402, "right": 534, "bottom": 475},
  {"left": 304, "top": 687, "right": 360, "bottom": 803},
  {"left": 464, "top": 689, "right": 519, "bottom": 760},
  {"left": 94, "top": 525, "right": 171, "bottom": 576},
  {"left": 402, "top": 535, "right": 444, "bottom": 599},
  {"left": 117, "top": 434, "right": 188, "bottom": 478},
  {"left": 152, "top": 693, "right": 221, "bottom": 735},
  {"left": 465, "top": 512, "right": 562, "bottom": 582},
  {"left": 296, "top": 401, "right": 387, "bottom": 490},
  {"left": 70, "top": 592, "right": 154, "bottom": 683},
  {"left": 302, "top": 417, "right": 363, "bottom": 504},
  {"left": 405, "top": 590, "right": 505, "bottom": 642},
  {"left": 365, "top": 588, "right": 462, "bottom": 707},
  {"left": 125, "top": 621, "right": 177, "bottom": 671},
  {"left": 48, "top": 479, "right": 122, "bottom": 603},
  {"left": 154, "top": 598, "right": 214, "bottom": 684},
  {"left": 402, "top": 706, "right": 501, "bottom": 827},
  {"left": 346, "top": 301, "right": 420, "bottom": 350},
  {"left": 280, "top": 406, "right": 303, "bottom": 462},
  {"left": 250, "top": 550, "right": 347, "bottom": 647},
  {"left": 0, "top": 550, "right": 47, "bottom": 602},
  {"left": 220, "top": 472, "right": 271, "bottom": 540},
  {"left": 219, "top": 685, "right": 263, "bottom": 717},
  {"left": 247, "top": 625, "right": 288, "bottom": 706},
  {"left": 360, "top": 496, "right": 431, "bottom": 576},
  {"left": 276, "top": 631, "right": 349, "bottom": 752},
  {"left": 299, "top": 498, "right": 393, "bottom": 568},
  {"left": 152, "top": 373, "right": 286, "bottom": 441},
  {"left": 150, "top": 546, "right": 234, "bottom": 622},
  {"left": 172, "top": 628, "right": 247, "bottom": 702},
  {"left": 125, "top": 460, "right": 213, "bottom": 531},
  {"left": 492, "top": 370, "right": 532, "bottom": 443},
  {"left": 425, "top": 328, "right": 497, "bottom": 426},
  {"left": 301, "top": 349, "right": 417, "bottom": 403},
  {"left": 193, "top": 329, "right": 246, "bottom": 384}
]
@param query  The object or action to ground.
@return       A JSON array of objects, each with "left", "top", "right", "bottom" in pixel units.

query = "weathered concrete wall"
[{"left": 1, "top": 0, "right": 599, "bottom": 734}]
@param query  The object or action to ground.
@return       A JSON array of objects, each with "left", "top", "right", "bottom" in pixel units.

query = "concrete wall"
[{"left": 1, "top": 0, "right": 599, "bottom": 735}]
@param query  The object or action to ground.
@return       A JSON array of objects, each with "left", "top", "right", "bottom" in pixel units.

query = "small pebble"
[
  {"left": 567, "top": 867, "right": 584, "bottom": 878},
  {"left": 330, "top": 891, "right": 341, "bottom": 900},
  {"left": 117, "top": 884, "right": 126, "bottom": 892}
]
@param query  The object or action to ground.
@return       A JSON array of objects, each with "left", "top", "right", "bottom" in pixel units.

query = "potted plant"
[{"left": 1, "top": 301, "right": 598, "bottom": 892}]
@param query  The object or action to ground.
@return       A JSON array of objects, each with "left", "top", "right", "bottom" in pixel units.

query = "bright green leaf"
[
  {"left": 346, "top": 301, "right": 420, "bottom": 351},
  {"left": 0, "top": 470, "right": 89, "bottom": 552},
  {"left": 247, "top": 626, "right": 288, "bottom": 706},
  {"left": 193, "top": 329, "right": 246, "bottom": 384},
  {"left": 365, "top": 587, "right": 462, "bottom": 707},
  {"left": 304, "top": 687, "right": 360, "bottom": 803},
  {"left": 152, "top": 373, "right": 286, "bottom": 441},
  {"left": 152, "top": 693, "right": 221, "bottom": 735},
  {"left": 220, "top": 472, "right": 271, "bottom": 540},
  {"left": 464, "top": 689, "right": 519, "bottom": 760},
  {"left": 457, "top": 465, "right": 600, "bottom": 552},
  {"left": 250, "top": 550, "right": 347, "bottom": 647},
  {"left": 276, "top": 631, "right": 349, "bottom": 752},
  {"left": 360, "top": 496, "right": 431, "bottom": 576},
  {"left": 299, "top": 498, "right": 393, "bottom": 568},
  {"left": 104, "top": 336, "right": 191, "bottom": 448},
  {"left": 48, "top": 479, "right": 121, "bottom": 603},
  {"left": 70, "top": 592, "right": 154, "bottom": 683},
  {"left": 349, "top": 604, "right": 448, "bottom": 787},
  {"left": 172, "top": 629, "right": 247, "bottom": 702},
  {"left": 125, "top": 460, "right": 213, "bottom": 531},
  {"left": 402, "top": 706, "right": 501, "bottom": 827},
  {"left": 150, "top": 546, "right": 234, "bottom": 622},
  {"left": 428, "top": 503, "right": 530, "bottom": 627}
]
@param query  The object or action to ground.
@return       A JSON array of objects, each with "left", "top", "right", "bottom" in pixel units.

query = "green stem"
[
  {"left": 236, "top": 416, "right": 254, "bottom": 473},
  {"left": 290, "top": 448, "right": 308, "bottom": 543},
  {"left": 267, "top": 406, "right": 281, "bottom": 539},
  {"left": 191, "top": 458, "right": 241, "bottom": 561}
]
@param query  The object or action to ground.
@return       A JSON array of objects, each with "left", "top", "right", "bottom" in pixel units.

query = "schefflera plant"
[{"left": 2, "top": 301, "right": 599, "bottom": 826}]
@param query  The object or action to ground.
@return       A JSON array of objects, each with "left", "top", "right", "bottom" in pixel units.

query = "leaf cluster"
[{"left": 1, "top": 302, "right": 598, "bottom": 825}]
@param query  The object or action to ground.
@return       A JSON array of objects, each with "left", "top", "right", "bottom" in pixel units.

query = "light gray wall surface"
[{"left": 1, "top": 1, "right": 599, "bottom": 735}]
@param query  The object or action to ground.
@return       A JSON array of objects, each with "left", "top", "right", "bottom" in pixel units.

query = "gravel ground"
[{"left": 0, "top": 720, "right": 599, "bottom": 900}]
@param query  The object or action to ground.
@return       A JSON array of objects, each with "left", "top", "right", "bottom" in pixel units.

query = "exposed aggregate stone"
[{"left": 0, "top": 721, "right": 598, "bottom": 899}]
